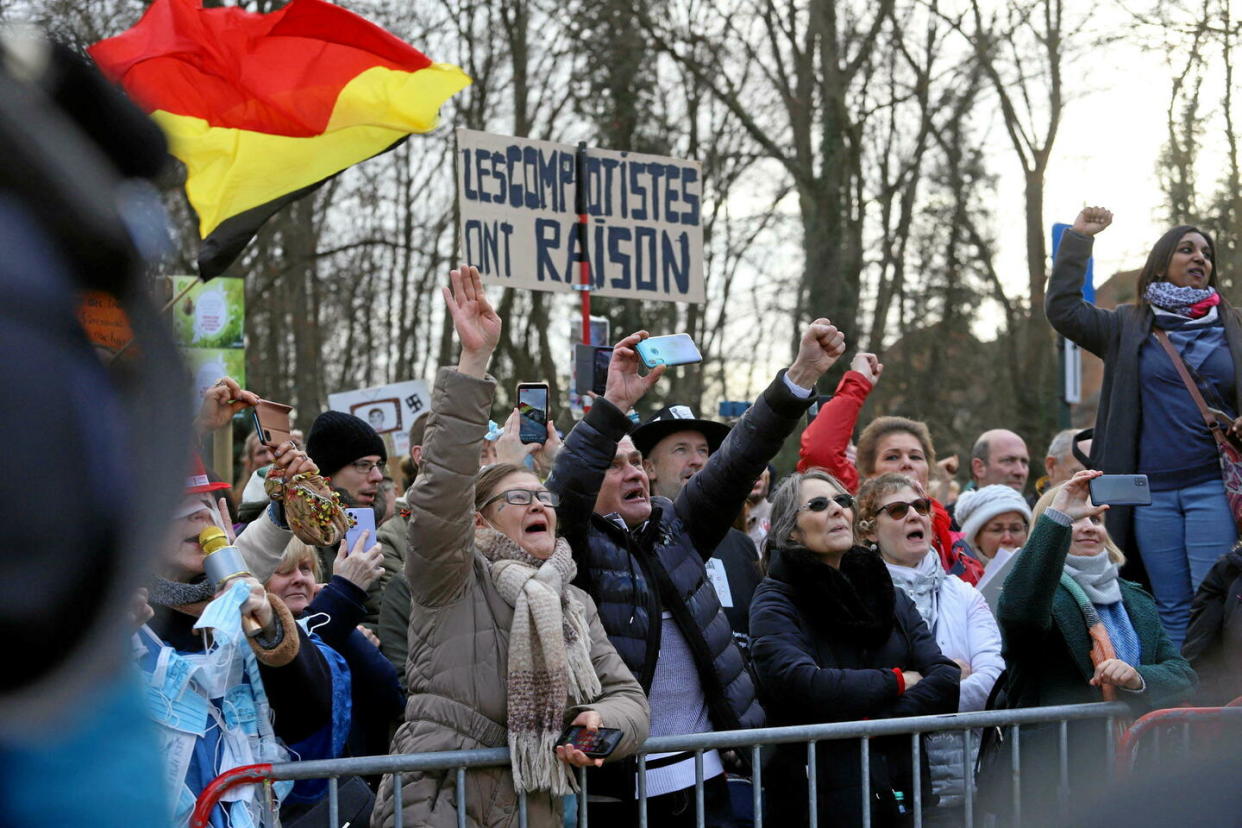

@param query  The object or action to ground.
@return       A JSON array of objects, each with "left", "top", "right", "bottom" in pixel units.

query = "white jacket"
[{"left": 887, "top": 555, "right": 1004, "bottom": 809}]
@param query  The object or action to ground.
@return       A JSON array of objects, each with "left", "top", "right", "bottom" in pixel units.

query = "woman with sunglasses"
[
  {"left": 750, "top": 469, "right": 960, "bottom": 826},
  {"left": 855, "top": 474, "right": 1004, "bottom": 817},
  {"left": 372, "top": 268, "right": 649, "bottom": 828}
]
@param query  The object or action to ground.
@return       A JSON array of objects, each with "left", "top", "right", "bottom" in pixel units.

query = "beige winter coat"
[{"left": 372, "top": 368, "right": 649, "bottom": 828}]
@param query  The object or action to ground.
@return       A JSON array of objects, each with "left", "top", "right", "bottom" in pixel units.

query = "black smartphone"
[
  {"left": 1088, "top": 474, "right": 1152, "bottom": 507},
  {"left": 517, "top": 382, "right": 550, "bottom": 444},
  {"left": 574, "top": 344, "right": 612, "bottom": 397},
  {"left": 556, "top": 726, "right": 624, "bottom": 759}
]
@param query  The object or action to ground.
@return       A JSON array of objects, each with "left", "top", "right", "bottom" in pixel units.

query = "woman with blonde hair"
[{"left": 991, "top": 469, "right": 1195, "bottom": 815}]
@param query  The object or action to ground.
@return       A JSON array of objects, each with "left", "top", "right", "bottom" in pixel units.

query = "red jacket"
[{"left": 797, "top": 371, "right": 984, "bottom": 586}]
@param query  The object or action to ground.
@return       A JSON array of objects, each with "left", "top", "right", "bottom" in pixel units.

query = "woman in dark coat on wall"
[
  {"left": 750, "top": 469, "right": 960, "bottom": 826},
  {"left": 1046, "top": 205, "right": 1242, "bottom": 648}
]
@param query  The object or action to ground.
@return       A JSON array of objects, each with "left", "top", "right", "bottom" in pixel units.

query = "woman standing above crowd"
[
  {"left": 750, "top": 468, "right": 959, "bottom": 826},
  {"left": 855, "top": 474, "right": 1004, "bottom": 814},
  {"left": 1047, "top": 206, "right": 1242, "bottom": 646}
]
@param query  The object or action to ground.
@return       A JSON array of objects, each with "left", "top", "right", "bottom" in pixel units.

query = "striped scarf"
[
  {"left": 476, "top": 528, "right": 601, "bottom": 795},
  {"left": 1058, "top": 573, "right": 1119, "bottom": 701}
]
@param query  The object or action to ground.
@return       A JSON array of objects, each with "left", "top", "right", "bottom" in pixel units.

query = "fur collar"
[{"left": 768, "top": 544, "right": 896, "bottom": 650}]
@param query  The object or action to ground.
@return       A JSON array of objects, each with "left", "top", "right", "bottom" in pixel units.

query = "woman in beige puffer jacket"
[{"left": 372, "top": 268, "right": 649, "bottom": 827}]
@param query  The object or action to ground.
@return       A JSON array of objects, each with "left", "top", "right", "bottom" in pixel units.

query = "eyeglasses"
[
  {"left": 349, "top": 459, "right": 385, "bottom": 475},
  {"left": 877, "top": 498, "right": 932, "bottom": 520},
  {"left": 800, "top": 494, "right": 854, "bottom": 512},
  {"left": 479, "top": 488, "right": 560, "bottom": 510}
]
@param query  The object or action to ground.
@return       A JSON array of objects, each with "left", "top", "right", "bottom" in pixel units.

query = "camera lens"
[{"left": 651, "top": 347, "right": 660, "bottom": 354}]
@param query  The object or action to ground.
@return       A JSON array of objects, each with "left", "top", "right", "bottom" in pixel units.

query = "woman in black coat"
[
  {"left": 750, "top": 469, "right": 960, "bottom": 826},
  {"left": 1046, "top": 205, "right": 1242, "bottom": 648}
]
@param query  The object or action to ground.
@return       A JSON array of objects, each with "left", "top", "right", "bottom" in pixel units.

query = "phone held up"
[
  {"left": 250, "top": 399, "right": 294, "bottom": 447},
  {"left": 635, "top": 333, "right": 702, "bottom": 369},
  {"left": 517, "top": 382, "right": 550, "bottom": 444},
  {"left": 344, "top": 507, "right": 376, "bottom": 554},
  {"left": 556, "top": 726, "right": 624, "bottom": 759},
  {"left": 1088, "top": 474, "right": 1152, "bottom": 507}
]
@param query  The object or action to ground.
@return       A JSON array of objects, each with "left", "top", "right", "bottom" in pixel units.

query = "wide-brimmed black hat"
[{"left": 631, "top": 404, "right": 732, "bottom": 457}]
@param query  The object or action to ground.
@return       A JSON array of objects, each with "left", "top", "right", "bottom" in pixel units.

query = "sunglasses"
[
  {"left": 479, "top": 488, "right": 560, "bottom": 510},
  {"left": 877, "top": 498, "right": 932, "bottom": 520},
  {"left": 800, "top": 494, "right": 855, "bottom": 512}
]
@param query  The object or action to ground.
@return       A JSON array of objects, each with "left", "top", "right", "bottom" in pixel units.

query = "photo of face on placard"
[{"left": 352, "top": 398, "right": 401, "bottom": 434}]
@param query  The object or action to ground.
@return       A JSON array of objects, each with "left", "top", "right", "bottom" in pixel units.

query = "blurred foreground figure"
[{"left": 0, "top": 32, "right": 190, "bottom": 826}]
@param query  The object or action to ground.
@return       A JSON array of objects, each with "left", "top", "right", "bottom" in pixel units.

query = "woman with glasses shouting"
[
  {"left": 750, "top": 468, "right": 960, "bottom": 826},
  {"left": 372, "top": 267, "right": 649, "bottom": 828},
  {"left": 855, "top": 473, "right": 1004, "bottom": 819}
]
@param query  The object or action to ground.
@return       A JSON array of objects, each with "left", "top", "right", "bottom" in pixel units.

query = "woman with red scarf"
[{"left": 1047, "top": 206, "right": 1242, "bottom": 648}]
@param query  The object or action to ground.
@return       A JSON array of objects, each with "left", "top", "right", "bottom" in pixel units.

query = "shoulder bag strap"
[{"left": 1153, "top": 328, "right": 1229, "bottom": 447}]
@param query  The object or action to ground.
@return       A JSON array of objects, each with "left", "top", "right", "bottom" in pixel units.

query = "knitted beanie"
[
  {"left": 955, "top": 484, "right": 1032, "bottom": 549},
  {"left": 306, "top": 410, "right": 387, "bottom": 477}
]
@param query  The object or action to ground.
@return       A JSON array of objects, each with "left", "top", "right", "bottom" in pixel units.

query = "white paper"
[{"left": 704, "top": 557, "right": 733, "bottom": 608}]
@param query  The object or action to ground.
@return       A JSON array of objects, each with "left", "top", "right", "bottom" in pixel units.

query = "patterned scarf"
[
  {"left": 475, "top": 528, "right": 601, "bottom": 795},
  {"left": 884, "top": 548, "right": 945, "bottom": 632},
  {"left": 1058, "top": 563, "right": 1121, "bottom": 702},
  {"left": 1145, "top": 282, "right": 1221, "bottom": 318}
]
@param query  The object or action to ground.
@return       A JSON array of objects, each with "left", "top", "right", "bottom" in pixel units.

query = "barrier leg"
[
  {"left": 860, "top": 738, "right": 870, "bottom": 828},
  {"left": 694, "top": 750, "right": 705, "bottom": 828},
  {"left": 808, "top": 741, "right": 818, "bottom": 828},
  {"left": 638, "top": 754, "right": 647, "bottom": 828},
  {"left": 394, "top": 772, "right": 402, "bottom": 826},
  {"left": 910, "top": 733, "right": 922, "bottom": 828},
  {"left": 752, "top": 745, "right": 763, "bottom": 828},
  {"left": 1011, "top": 725, "right": 1021, "bottom": 827},
  {"left": 456, "top": 767, "right": 467, "bottom": 828},
  {"left": 963, "top": 729, "right": 974, "bottom": 828}
]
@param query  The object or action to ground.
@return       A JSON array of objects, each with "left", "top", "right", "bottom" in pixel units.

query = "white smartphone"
[
  {"left": 635, "top": 333, "right": 702, "bottom": 368},
  {"left": 344, "top": 507, "right": 376, "bottom": 553}
]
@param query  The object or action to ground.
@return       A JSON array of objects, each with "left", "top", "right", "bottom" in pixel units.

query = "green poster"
[
  {"left": 184, "top": 348, "right": 247, "bottom": 399},
  {"left": 170, "top": 276, "right": 245, "bottom": 349}
]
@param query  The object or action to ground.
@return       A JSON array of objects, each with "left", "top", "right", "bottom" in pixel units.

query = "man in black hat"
[
  {"left": 549, "top": 321, "right": 846, "bottom": 827},
  {"left": 632, "top": 406, "right": 763, "bottom": 646},
  {"left": 305, "top": 410, "right": 388, "bottom": 624},
  {"left": 306, "top": 410, "right": 388, "bottom": 510}
]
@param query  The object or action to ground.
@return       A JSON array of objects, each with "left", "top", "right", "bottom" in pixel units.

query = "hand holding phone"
[
  {"left": 556, "top": 725, "right": 623, "bottom": 760},
  {"left": 517, "top": 382, "right": 550, "bottom": 444},
  {"left": 634, "top": 333, "right": 702, "bottom": 368},
  {"left": 250, "top": 399, "right": 294, "bottom": 447}
]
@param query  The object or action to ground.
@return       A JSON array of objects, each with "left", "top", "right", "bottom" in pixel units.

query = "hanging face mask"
[{"left": 191, "top": 579, "right": 251, "bottom": 698}]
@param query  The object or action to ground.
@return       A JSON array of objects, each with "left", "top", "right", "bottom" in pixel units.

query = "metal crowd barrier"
[
  {"left": 1115, "top": 703, "right": 1242, "bottom": 778},
  {"left": 193, "top": 701, "right": 1133, "bottom": 828}
]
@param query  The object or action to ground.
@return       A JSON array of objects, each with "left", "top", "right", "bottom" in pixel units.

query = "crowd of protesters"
[{"left": 74, "top": 213, "right": 1242, "bottom": 828}]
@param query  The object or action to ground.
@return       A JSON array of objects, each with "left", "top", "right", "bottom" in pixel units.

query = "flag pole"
[{"left": 574, "top": 142, "right": 591, "bottom": 345}]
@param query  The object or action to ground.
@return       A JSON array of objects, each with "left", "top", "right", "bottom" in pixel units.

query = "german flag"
[{"left": 89, "top": 0, "right": 470, "bottom": 278}]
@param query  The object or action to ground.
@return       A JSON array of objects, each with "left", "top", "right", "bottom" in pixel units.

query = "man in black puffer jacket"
[{"left": 549, "top": 321, "right": 847, "bottom": 826}]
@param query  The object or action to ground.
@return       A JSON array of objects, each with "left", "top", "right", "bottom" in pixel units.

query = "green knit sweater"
[{"left": 996, "top": 514, "right": 1196, "bottom": 711}]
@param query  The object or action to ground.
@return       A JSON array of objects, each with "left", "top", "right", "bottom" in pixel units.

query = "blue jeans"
[{"left": 1132, "top": 476, "right": 1237, "bottom": 648}]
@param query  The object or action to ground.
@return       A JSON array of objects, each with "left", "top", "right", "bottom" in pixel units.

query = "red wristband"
[{"left": 892, "top": 668, "right": 905, "bottom": 695}]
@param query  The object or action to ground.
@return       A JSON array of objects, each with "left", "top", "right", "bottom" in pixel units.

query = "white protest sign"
[
  {"left": 328, "top": 380, "right": 431, "bottom": 457},
  {"left": 456, "top": 128, "right": 706, "bottom": 304}
]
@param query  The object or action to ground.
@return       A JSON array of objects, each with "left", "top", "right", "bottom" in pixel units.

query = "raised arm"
[
  {"left": 997, "top": 471, "right": 1108, "bottom": 642},
  {"left": 405, "top": 267, "right": 500, "bottom": 608},
  {"left": 797, "top": 353, "right": 880, "bottom": 491},
  {"left": 1046, "top": 206, "right": 1120, "bottom": 357},
  {"left": 679, "top": 319, "right": 845, "bottom": 555}
]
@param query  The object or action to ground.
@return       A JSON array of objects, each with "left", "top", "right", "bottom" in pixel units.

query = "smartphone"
[
  {"left": 250, "top": 399, "right": 294, "bottom": 447},
  {"left": 635, "top": 333, "right": 702, "bottom": 368},
  {"left": 556, "top": 726, "right": 624, "bottom": 759},
  {"left": 517, "top": 382, "right": 550, "bottom": 444},
  {"left": 574, "top": 344, "right": 612, "bottom": 396},
  {"left": 718, "top": 400, "right": 750, "bottom": 418},
  {"left": 1088, "top": 474, "right": 1152, "bottom": 507},
  {"left": 344, "top": 507, "right": 376, "bottom": 553}
]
